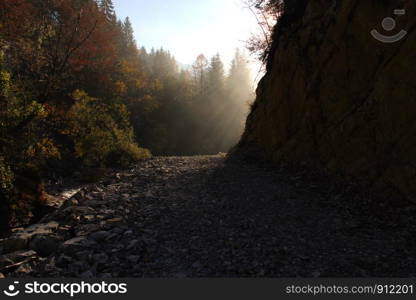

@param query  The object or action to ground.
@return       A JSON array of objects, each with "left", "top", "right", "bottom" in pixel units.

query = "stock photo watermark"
[
  {"left": 371, "top": 9, "right": 407, "bottom": 43},
  {"left": 2, "top": 281, "right": 127, "bottom": 298}
]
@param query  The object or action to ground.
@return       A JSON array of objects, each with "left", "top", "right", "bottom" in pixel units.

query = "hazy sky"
[{"left": 113, "top": 0, "right": 262, "bottom": 75}]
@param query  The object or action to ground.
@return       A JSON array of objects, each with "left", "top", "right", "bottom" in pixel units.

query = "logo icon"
[
  {"left": 371, "top": 9, "right": 407, "bottom": 43},
  {"left": 3, "top": 282, "right": 20, "bottom": 297}
]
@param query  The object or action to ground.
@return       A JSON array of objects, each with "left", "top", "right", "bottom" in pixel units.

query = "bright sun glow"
[{"left": 113, "top": 0, "right": 264, "bottom": 84}]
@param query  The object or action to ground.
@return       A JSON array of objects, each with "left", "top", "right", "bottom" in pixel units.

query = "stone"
[
  {"left": 88, "top": 201, "right": 106, "bottom": 208},
  {"left": 1, "top": 234, "right": 30, "bottom": 253},
  {"left": 57, "top": 225, "right": 72, "bottom": 235},
  {"left": 56, "top": 255, "right": 73, "bottom": 267},
  {"left": 0, "top": 257, "right": 13, "bottom": 269},
  {"left": 71, "top": 206, "right": 96, "bottom": 215},
  {"left": 92, "top": 253, "right": 108, "bottom": 264},
  {"left": 74, "top": 250, "right": 91, "bottom": 261},
  {"left": 2, "top": 221, "right": 60, "bottom": 253},
  {"left": 175, "top": 272, "right": 187, "bottom": 278},
  {"left": 104, "top": 233, "right": 118, "bottom": 241},
  {"left": 0, "top": 250, "right": 37, "bottom": 269},
  {"left": 312, "top": 271, "right": 321, "bottom": 278},
  {"left": 89, "top": 231, "right": 110, "bottom": 242},
  {"left": 9, "top": 250, "right": 38, "bottom": 261},
  {"left": 123, "top": 230, "right": 133, "bottom": 236},
  {"left": 28, "top": 234, "right": 62, "bottom": 257},
  {"left": 127, "top": 255, "right": 140, "bottom": 264},
  {"left": 60, "top": 198, "right": 79, "bottom": 210},
  {"left": 25, "top": 221, "right": 59, "bottom": 234},
  {"left": 68, "top": 261, "right": 90, "bottom": 275},
  {"left": 75, "top": 224, "right": 101, "bottom": 237},
  {"left": 145, "top": 191, "right": 154, "bottom": 198},
  {"left": 80, "top": 270, "right": 94, "bottom": 278},
  {"left": 11, "top": 227, "right": 24, "bottom": 233},
  {"left": 101, "top": 209, "right": 115, "bottom": 215},
  {"left": 126, "top": 239, "right": 139, "bottom": 250},
  {"left": 72, "top": 191, "right": 85, "bottom": 201},
  {"left": 111, "top": 227, "right": 125, "bottom": 234},
  {"left": 81, "top": 215, "right": 95, "bottom": 222},
  {"left": 14, "top": 263, "right": 33, "bottom": 274},
  {"left": 61, "top": 237, "right": 96, "bottom": 254},
  {"left": 105, "top": 217, "right": 124, "bottom": 226},
  {"left": 192, "top": 261, "right": 202, "bottom": 269}
]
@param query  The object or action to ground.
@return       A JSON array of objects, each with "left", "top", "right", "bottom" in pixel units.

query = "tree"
[
  {"left": 99, "top": 0, "right": 116, "bottom": 23},
  {"left": 116, "top": 17, "right": 138, "bottom": 61},
  {"left": 123, "top": 17, "right": 135, "bottom": 47},
  {"left": 228, "top": 49, "right": 251, "bottom": 95},
  {"left": 0, "top": 0, "right": 262, "bottom": 228},
  {"left": 1, "top": 0, "right": 118, "bottom": 104},
  {"left": 192, "top": 54, "right": 209, "bottom": 96},
  {"left": 207, "top": 53, "right": 225, "bottom": 95},
  {"left": 215, "top": 49, "right": 253, "bottom": 152},
  {"left": 244, "top": 0, "right": 282, "bottom": 62},
  {"left": 245, "top": 0, "right": 309, "bottom": 62},
  {"left": 145, "top": 48, "right": 178, "bottom": 80}
]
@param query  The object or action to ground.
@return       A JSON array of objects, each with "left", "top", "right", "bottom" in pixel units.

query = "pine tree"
[
  {"left": 228, "top": 49, "right": 251, "bottom": 97},
  {"left": 192, "top": 54, "right": 209, "bottom": 96},
  {"left": 123, "top": 17, "right": 135, "bottom": 47},
  {"left": 207, "top": 53, "right": 225, "bottom": 93},
  {"left": 151, "top": 49, "right": 177, "bottom": 79},
  {"left": 99, "top": 0, "right": 116, "bottom": 22},
  {"left": 222, "top": 49, "right": 253, "bottom": 151}
]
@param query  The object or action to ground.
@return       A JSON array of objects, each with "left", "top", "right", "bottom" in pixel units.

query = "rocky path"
[{"left": 1, "top": 155, "right": 416, "bottom": 278}]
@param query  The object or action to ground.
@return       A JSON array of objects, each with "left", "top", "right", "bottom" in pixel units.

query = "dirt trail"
[{"left": 3, "top": 155, "right": 416, "bottom": 277}]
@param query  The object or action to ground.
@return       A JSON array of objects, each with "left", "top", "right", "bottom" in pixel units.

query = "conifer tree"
[
  {"left": 123, "top": 17, "right": 135, "bottom": 46},
  {"left": 99, "top": 0, "right": 116, "bottom": 22},
  {"left": 192, "top": 54, "right": 209, "bottom": 96},
  {"left": 228, "top": 49, "right": 251, "bottom": 98},
  {"left": 207, "top": 53, "right": 225, "bottom": 93}
]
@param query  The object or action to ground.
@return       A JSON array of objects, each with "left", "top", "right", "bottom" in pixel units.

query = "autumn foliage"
[
  {"left": 0, "top": 0, "right": 149, "bottom": 227},
  {"left": 0, "top": 0, "right": 253, "bottom": 228}
]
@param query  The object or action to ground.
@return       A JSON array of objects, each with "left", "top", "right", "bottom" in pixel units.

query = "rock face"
[{"left": 238, "top": 0, "right": 416, "bottom": 198}]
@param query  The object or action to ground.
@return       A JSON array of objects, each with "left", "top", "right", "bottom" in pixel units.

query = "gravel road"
[{"left": 4, "top": 155, "right": 416, "bottom": 277}]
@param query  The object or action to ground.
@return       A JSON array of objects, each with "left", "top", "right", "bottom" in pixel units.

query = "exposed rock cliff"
[{"left": 238, "top": 0, "right": 416, "bottom": 198}]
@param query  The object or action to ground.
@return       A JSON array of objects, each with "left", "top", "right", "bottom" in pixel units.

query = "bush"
[
  {"left": 0, "top": 159, "right": 47, "bottom": 229},
  {"left": 68, "top": 90, "right": 151, "bottom": 167},
  {"left": 106, "top": 141, "right": 151, "bottom": 168},
  {"left": 0, "top": 49, "right": 51, "bottom": 228},
  {"left": 0, "top": 156, "right": 14, "bottom": 229}
]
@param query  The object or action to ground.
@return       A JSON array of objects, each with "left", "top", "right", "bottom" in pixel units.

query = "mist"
[{"left": 133, "top": 48, "right": 254, "bottom": 156}]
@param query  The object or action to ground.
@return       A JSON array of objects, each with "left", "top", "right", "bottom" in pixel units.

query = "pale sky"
[{"left": 113, "top": 0, "right": 263, "bottom": 80}]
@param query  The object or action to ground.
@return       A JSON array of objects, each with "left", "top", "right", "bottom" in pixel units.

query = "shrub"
[
  {"left": 68, "top": 90, "right": 151, "bottom": 167},
  {"left": 106, "top": 141, "right": 151, "bottom": 168},
  {"left": 0, "top": 156, "right": 14, "bottom": 229}
]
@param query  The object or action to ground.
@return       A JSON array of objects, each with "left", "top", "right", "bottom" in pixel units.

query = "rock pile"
[
  {"left": 1, "top": 156, "right": 415, "bottom": 278},
  {"left": 0, "top": 183, "right": 143, "bottom": 277}
]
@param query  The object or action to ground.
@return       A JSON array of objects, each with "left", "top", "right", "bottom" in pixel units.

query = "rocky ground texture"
[{"left": 1, "top": 155, "right": 416, "bottom": 278}]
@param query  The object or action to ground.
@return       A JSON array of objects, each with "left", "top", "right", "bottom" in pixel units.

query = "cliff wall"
[{"left": 238, "top": 0, "right": 416, "bottom": 197}]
